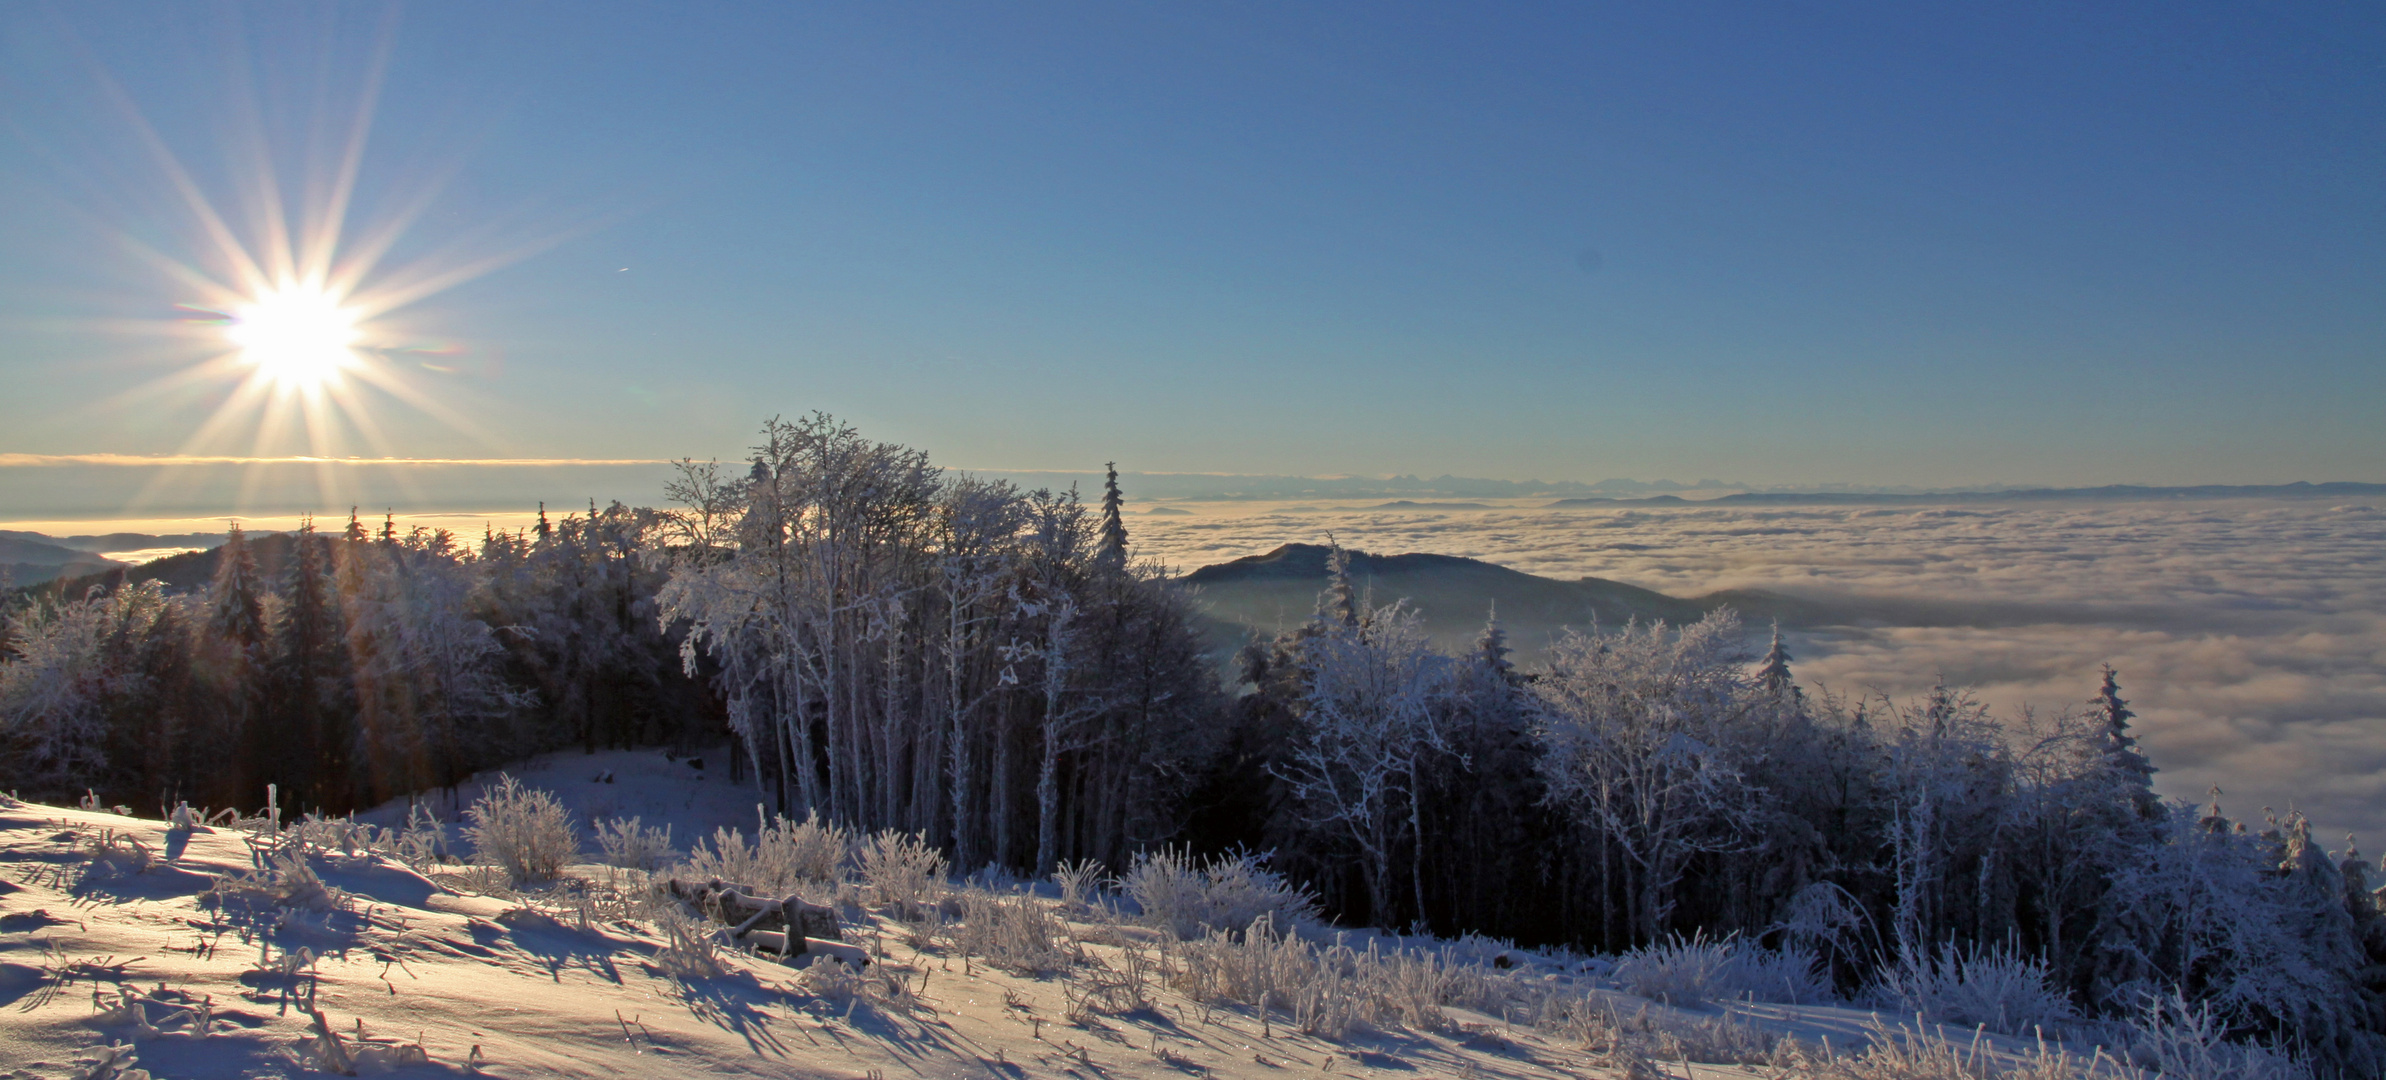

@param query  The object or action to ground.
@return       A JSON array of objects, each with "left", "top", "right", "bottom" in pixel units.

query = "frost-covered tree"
[
  {"left": 2090, "top": 665, "right": 2162, "bottom": 824},
  {"left": 1533, "top": 611, "right": 1766, "bottom": 942},
  {"left": 1269, "top": 596, "right": 1456, "bottom": 927},
  {"left": 659, "top": 415, "right": 1219, "bottom": 873},
  {"left": 2100, "top": 797, "right": 2386, "bottom": 1075},
  {"left": 0, "top": 585, "right": 145, "bottom": 795},
  {"left": 1753, "top": 624, "right": 1800, "bottom": 708},
  {"left": 341, "top": 527, "right": 530, "bottom": 803}
]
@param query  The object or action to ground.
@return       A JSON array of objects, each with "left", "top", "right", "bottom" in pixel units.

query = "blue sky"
[{"left": 1, "top": 1, "right": 2379, "bottom": 503}]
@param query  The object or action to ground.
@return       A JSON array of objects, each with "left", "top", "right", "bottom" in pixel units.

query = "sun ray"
[
  {"left": 302, "top": 8, "right": 399, "bottom": 287},
  {"left": 49, "top": 17, "right": 597, "bottom": 523}
]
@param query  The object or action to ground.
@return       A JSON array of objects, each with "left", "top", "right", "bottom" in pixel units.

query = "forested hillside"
[{"left": 5, "top": 413, "right": 2383, "bottom": 1075}]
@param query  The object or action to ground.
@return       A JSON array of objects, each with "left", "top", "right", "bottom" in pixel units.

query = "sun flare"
[{"left": 226, "top": 283, "right": 361, "bottom": 391}]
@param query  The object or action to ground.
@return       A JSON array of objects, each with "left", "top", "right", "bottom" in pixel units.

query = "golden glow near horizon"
[{"left": 225, "top": 281, "right": 363, "bottom": 391}]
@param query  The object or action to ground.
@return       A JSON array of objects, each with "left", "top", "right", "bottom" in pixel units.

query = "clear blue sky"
[{"left": 2, "top": 1, "right": 2379, "bottom": 493}]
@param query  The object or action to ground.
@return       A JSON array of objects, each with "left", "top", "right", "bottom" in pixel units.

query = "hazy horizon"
[{"left": 3, "top": 454, "right": 2380, "bottom": 530}]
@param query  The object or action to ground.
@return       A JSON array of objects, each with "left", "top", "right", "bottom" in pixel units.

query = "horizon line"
[{"left": 0, "top": 453, "right": 677, "bottom": 468}]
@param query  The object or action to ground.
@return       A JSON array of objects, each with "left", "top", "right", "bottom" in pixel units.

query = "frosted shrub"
[
  {"left": 1166, "top": 917, "right": 1508, "bottom": 1038},
  {"left": 283, "top": 813, "right": 376, "bottom": 858},
  {"left": 2117, "top": 992, "right": 2309, "bottom": 1080},
  {"left": 460, "top": 775, "right": 578, "bottom": 885},
  {"left": 594, "top": 816, "right": 674, "bottom": 871},
  {"left": 857, "top": 829, "right": 946, "bottom": 916},
  {"left": 947, "top": 888, "right": 1077, "bottom": 976},
  {"left": 793, "top": 950, "right": 866, "bottom": 1001},
  {"left": 1052, "top": 858, "right": 1106, "bottom": 909},
  {"left": 652, "top": 906, "right": 728, "bottom": 979},
  {"left": 1873, "top": 943, "right": 2075, "bottom": 1036},
  {"left": 680, "top": 809, "right": 850, "bottom": 893},
  {"left": 1613, "top": 932, "right": 1832, "bottom": 1006},
  {"left": 1779, "top": 1015, "right": 2130, "bottom": 1080},
  {"left": 1368, "top": 945, "right": 1472, "bottom": 1032},
  {"left": 1657, "top": 1009, "right": 1783, "bottom": 1066},
  {"left": 394, "top": 802, "right": 447, "bottom": 869},
  {"left": 74, "top": 828, "right": 156, "bottom": 883},
  {"left": 1169, "top": 917, "right": 1354, "bottom": 1030},
  {"left": 212, "top": 848, "right": 346, "bottom": 912},
  {"left": 1539, "top": 999, "right": 1785, "bottom": 1071},
  {"left": 1122, "top": 847, "right": 1319, "bottom": 940}
]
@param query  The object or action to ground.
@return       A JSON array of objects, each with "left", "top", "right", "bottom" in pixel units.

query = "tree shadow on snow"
[
  {"left": 653, "top": 965, "right": 796, "bottom": 1058},
  {"left": 70, "top": 862, "right": 217, "bottom": 905},
  {"left": 488, "top": 910, "right": 628, "bottom": 986}
]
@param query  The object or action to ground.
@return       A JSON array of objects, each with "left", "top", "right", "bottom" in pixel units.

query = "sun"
[{"left": 225, "top": 282, "right": 362, "bottom": 391}]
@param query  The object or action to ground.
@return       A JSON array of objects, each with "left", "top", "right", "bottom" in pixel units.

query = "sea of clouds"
[{"left": 1136, "top": 499, "right": 2386, "bottom": 849}]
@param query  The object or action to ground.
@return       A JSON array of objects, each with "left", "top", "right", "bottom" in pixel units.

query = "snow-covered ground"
[
  {"left": 0, "top": 751, "right": 2134, "bottom": 1079},
  {"left": 346, "top": 744, "right": 765, "bottom": 855}
]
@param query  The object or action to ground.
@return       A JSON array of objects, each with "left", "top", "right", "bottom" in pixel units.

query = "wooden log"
[
  {"left": 797, "top": 938, "right": 868, "bottom": 968},
  {"left": 668, "top": 877, "right": 842, "bottom": 944},
  {"left": 790, "top": 899, "right": 842, "bottom": 942},
  {"left": 745, "top": 930, "right": 796, "bottom": 956},
  {"left": 729, "top": 905, "right": 776, "bottom": 939}
]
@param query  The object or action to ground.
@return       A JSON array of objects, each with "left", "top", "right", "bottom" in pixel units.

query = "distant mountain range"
[
  {"left": 0, "top": 529, "right": 227, "bottom": 590},
  {"left": 0, "top": 529, "right": 227, "bottom": 552},
  {"left": 0, "top": 534, "right": 126, "bottom": 588},
  {"left": 1545, "top": 481, "right": 2386, "bottom": 508},
  {"left": 983, "top": 470, "right": 2386, "bottom": 505}
]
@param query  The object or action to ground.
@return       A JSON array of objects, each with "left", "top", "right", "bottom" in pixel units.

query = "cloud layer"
[{"left": 1136, "top": 499, "right": 2386, "bottom": 847}]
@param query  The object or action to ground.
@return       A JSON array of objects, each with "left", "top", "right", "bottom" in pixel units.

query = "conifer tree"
[
  {"left": 1319, "top": 544, "right": 1359, "bottom": 628},
  {"left": 201, "top": 524, "right": 269, "bottom": 802},
  {"left": 136, "top": 594, "right": 203, "bottom": 805},
  {"left": 206, "top": 525, "right": 266, "bottom": 647},
  {"left": 1754, "top": 624, "right": 1801, "bottom": 706},
  {"left": 2090, "top": 665, "right": 2162, "bottom": 822},
  {"left": 1095, "top": 462, "right": 1129, "bottom": 570},
  {"left": 1473, "top": 604, "right": 1514, "bottom": 682},
  {"left": 266, "top": 520, "right": 354, "bottom": 809}
]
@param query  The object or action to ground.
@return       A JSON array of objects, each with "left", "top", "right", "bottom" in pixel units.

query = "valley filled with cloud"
[{"left": 1139, "top": 498, "right": 2386, "bottom": 845}]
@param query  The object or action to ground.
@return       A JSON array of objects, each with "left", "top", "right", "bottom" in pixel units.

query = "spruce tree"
[
  {"left": 204, "top": 525, "right": 267, "bottom": 803},
  {"left": 1473, "top": 604, "right": 1514, "bottom": 682},
  {"left": 137, "top": 597, "right": 209, "bottom": 807},
  {"left": 207, "top": 525, "right": 266, "bottom": 647},
  {"left": 1318, "top": 543, "right": 1359, "bottom": 628},
  {"left": 1095, "top": 462, "right": 1129, "bottom": 570},
  {"left": 1754, "top": 623, "right": 1801, "bottom": 706},
  {"left": 268, "top": 520, "right": 355, "bottom": 809},
  {"left": 2090, "top": 665, "right": 2162, "bottom": 822}
]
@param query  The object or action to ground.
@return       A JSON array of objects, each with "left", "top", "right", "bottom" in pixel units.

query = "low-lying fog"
[{"left": 1139, "top": 498, "right": 2386, "bottom": 849}]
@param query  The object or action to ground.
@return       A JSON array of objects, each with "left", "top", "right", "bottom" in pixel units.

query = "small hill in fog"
[{"left": 1180, "top": 542, "right": 1807, "bottom": 653}]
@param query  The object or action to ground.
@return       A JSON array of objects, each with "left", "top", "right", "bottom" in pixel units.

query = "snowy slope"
[{"left": 0, "top": 763, "right": 2142, "bottom": 1079}]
